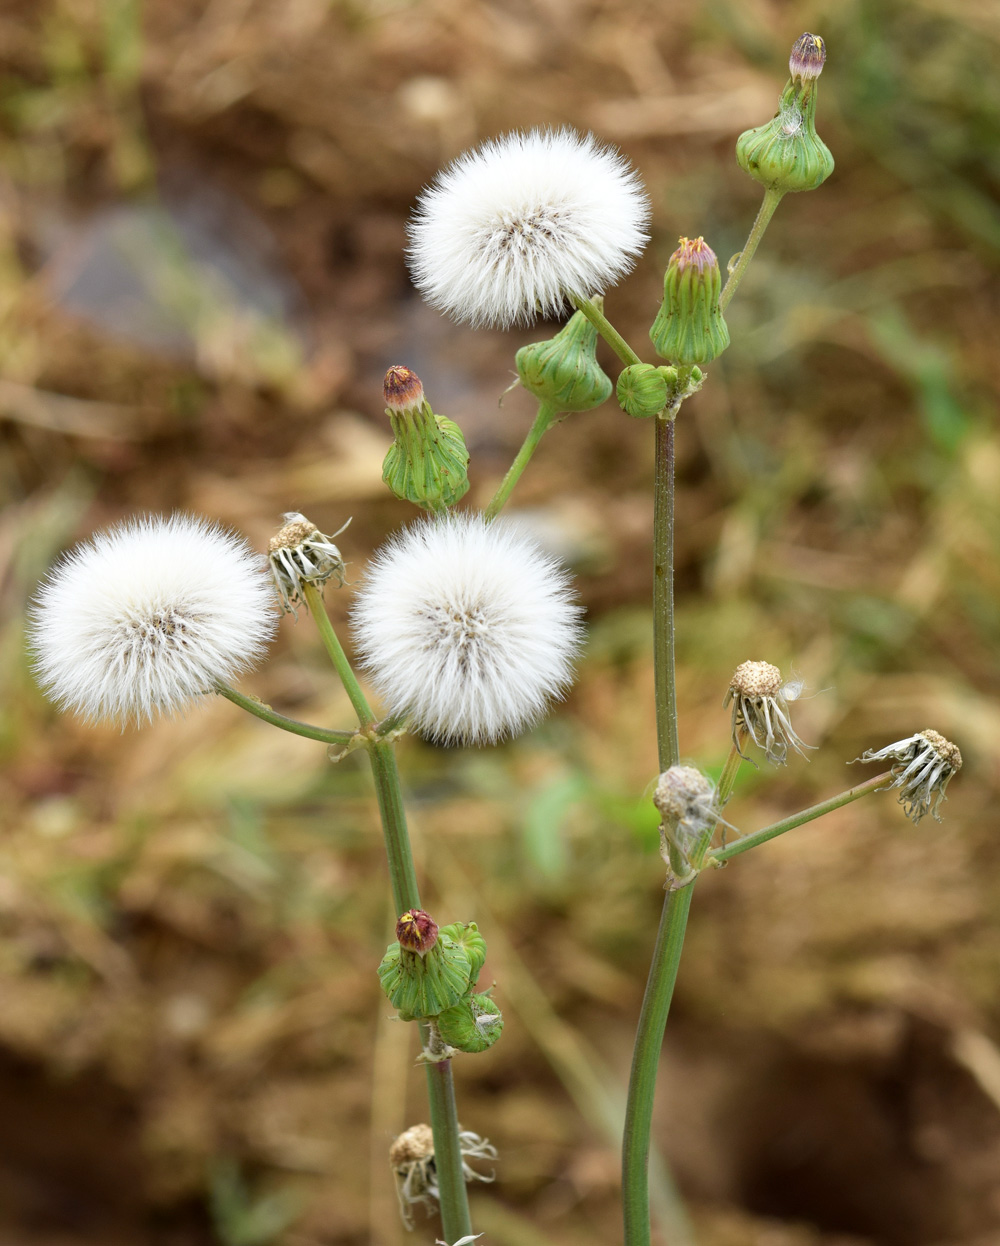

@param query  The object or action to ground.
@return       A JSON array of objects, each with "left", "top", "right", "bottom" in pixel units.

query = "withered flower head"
[
  {"left": 724, "top": 660, "right": 812, "bottom": 765},
  {"left": 268, "top": 512, "right": 350, "bottom": 616},
  {"left": 857, "top": 729, "right": 962, "bottom": 824}
]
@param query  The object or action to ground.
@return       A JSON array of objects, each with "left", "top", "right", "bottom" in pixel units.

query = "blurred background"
[{"left": 2, "top": 0, "right": 1000, "bottom": 1243}]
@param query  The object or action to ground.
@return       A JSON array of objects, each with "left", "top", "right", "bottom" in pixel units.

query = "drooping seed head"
[
  {"left": 857, "top": 729, "right": 962, "bottom": 824},
  {"left": 268, "top": 512, "right": 349, "bottom": 616}
]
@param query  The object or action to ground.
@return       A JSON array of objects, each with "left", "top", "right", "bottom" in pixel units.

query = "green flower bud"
[
  {"left": 382, "top": 366, "right": 470, "bottom": 513},
  {"left": 616, "top": 364, "right": 667, "bottom": 419},
  {"left": 736, "top": 34, "right": 834, "bottom": 194},
  {"left": 649, "top": 237, "right": 730, "bottom": 366},
  {"left": 437, "top": 992, "right": 504, "bottom": 1053},
  {"left": 439, "top": 921, "right": 487, "bottom": 990},
  {"left": 377, "top": 910, "right": 476, "bottom": 1020},
  {"left": 515, "top": 308, "right": 613, "bottom": 413}
]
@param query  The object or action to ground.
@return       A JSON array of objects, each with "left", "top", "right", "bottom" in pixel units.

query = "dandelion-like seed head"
[
  {"left": 268, "top": 511, "right": 350, "bottom": 616},
  {"left": 653, "top": 764, "right": 718, "bottom": 847},
  {"left": 724, "top": 659, "right": 812, "bottom": 765},
  {"left": 407, "top": 128, "right": 651, "bottom": 329},
  {"left": 857, "top": 728, "right": 963, "bottom": 824},
  {"left": 351, "top": 513, "right": 583, "bottom": 745},
  {"left": 30, "top": 514, "right": 276, "bottom": 726}
]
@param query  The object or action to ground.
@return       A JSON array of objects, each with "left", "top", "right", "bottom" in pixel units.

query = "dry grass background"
[{"left": 1, "top": 0, "right": 1000, "bottom": 1243}]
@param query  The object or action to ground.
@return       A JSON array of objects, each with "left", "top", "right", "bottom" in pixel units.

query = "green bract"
[
  {"left": 516, "top": 308, "right": 613, "bottom": 413},
  {"left": 377, "top": 921, "right": 486, "bottom": 1021},
  {"left": 650, "top": 237, "right": 730, "bottom": 366},
  {"left": 382, "top": 402, "right": 470, "bottom": 513},
  {"left": 736, "top": 76, "right": 834, "bottom": 194},
  {"left": 437, "top": 992, "right": 504, "bottom": 1054},
  {"left": 616, "top": 364, "right": 668, "bottom": 419}
]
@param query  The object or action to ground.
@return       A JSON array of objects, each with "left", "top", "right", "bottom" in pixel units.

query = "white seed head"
[
  {"left": 857, "top": 729, "right": 962, "bottom": 824},
  {"left": 30, "top": 514, "right": 277, "bottom": 725},
  {"left": 724, "top": 659, "right": 813, "bottom": 766},
  {"left": 407, "top": 128, "right": 651, "bottom": 329},
  {"left": 351, "top": 513, "right": 583, "bottom": 745}
]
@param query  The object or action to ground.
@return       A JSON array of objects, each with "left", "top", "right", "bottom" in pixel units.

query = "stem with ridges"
[
  {"left": 709, "top": 772, "right": 892, "bottom": 865},
  {"left": 305, "top": 584, "right": 474, "bottom": 1241},
  {"left": 719, "top": 186, "right": 785, "bottom": 312},
  {"left": 484, "top": 401, "right": 558, "bottom": 520},
  {"left": 215, "top": 682, "right": 354, "bottom": 745}
]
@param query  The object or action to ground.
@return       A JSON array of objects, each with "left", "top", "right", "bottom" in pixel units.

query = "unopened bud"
[
  {"left": 516, "top": 307, "right": 613, "bottom": 412},
  {"left": 789, "top": 32, "right": 827, "bottom": 84},
  {"left": 437, "top": 992, "right": 504, "bottom": 1054},
  {"left": 381, "top": 366, "right": 470, "bottom": 512},
  {"left": 736, "top": 34, "right": 834, "bottom": 193},
  {"left": 396, "top": 908, "right": 438, "bottom": 955},
  {"left": 649, "top": 237, "right": 730, "bottom": 366},
  {"left": 616, "top": 364, "right": 668, "bottom": 419}
]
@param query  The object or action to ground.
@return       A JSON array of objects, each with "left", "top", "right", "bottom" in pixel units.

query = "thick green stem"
[
  {"left": 719, "top": 187, "right": 785, "bottom": 312},
  {"left": 572, "top": 294, "right": 643, "bottom": 366},
  {"left": 709, "top": 771, "right": 892, "bottom": 865},
  {"left": 653, "top": 416, "right": 679, "bottom": 772},
  {"left": 302, "top": 582, "right": 375, "bottom": 728},
  {"left": 484, "top": 401, "right": 558, "bottom": 520},
  {"left": 304, "top": 586, "right": 473, "bottom": 1241},
  {"left": 215, "top": 682, "right": 354, "bottom": 745}
]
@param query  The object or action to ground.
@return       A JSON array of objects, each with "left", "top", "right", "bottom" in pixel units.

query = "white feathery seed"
[
  {"left": 351, "top": 513, "right": 583, "bottom": 744},
  {"left": 407, "top": 128, "right": 651, "bottom": 329},
  {"left": 30, "top": 514, "right": 277, "bottom": 725}
]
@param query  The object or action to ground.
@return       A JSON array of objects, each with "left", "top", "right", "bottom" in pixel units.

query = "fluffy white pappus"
[
  {"left": 407, "top": 128, "right": 651, "bottom": 329},
  {"left": 351, "top": 513, "right": 583, "bottom": 744},
  {"left": 30, "top": 514, "right": 277, "bottom": 726}
]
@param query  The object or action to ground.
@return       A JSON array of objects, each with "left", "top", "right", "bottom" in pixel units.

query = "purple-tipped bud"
[
  {"left": 383, "top": 365, "right": 425, "bottom": 415},
  {"left": 789, "top": 32, "right": 827, "bottom": 84},
  {"left": 396, "top": 909, "right": 439, "bottom": 955}
]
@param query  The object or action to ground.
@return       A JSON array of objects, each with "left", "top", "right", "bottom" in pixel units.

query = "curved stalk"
[
  {"left": 719, "top": 187, "right": 785, "bottom": 312},
  {"left": 485, "top": 401, "right": 558, "bottom": 520},
  {"left": 215, "top": 682, "right": 354, "bottom": 745}
]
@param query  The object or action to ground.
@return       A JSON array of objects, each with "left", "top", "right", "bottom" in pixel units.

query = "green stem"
[
  {"left": 653, "top": 415, "right": 679, "bottom": 772},
  {"left": 302, "top": 582, "right": 375, "bottom": 727},
  {"left": 716, "top": 740, "right": 745, "bottom": 807},
  {"left": 572, "top": 294, "right": 643, "bottom": 366},
  {"left": 709, "top": 771, "right": 892, "bottom": 865},
  {"left": 719, "top": 186, "right": 785, "bottom": 312},
  {"left": 301, "top": 585, "right": 473, "bottom": 1241},
  {"left": 484, "top": 401, "right": 558, "bottom": 520},
  {"left": 215, "top": 683, "right": 354, "bottom": 745}
]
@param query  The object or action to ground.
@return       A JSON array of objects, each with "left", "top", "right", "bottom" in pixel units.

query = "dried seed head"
[
  {"left": 390, "top": 1123, "right": 435, "bottom": 1169},
  {"left": 654, "top": 765, "right": 717, "bottom": 837},
  {"left": 856, "top": 729, "right": 963, "bottom": 824},
  {"left": 268, "top": 511, "right": 349, "bottom": 616},
  {"left": 724, "top": 660, "right": 812, "bottom": 765}
]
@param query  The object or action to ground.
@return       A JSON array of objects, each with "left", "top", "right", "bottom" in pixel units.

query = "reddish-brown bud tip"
[
  {"left": 789, "top": 32, "right": 826, "bottom": 84},
  {"left": 384, "top": 365, "right": 425, "bottom": 413},
  {"left": 396, "top": 908, "right": 438, "bottom": 955},
  {"left": 671, "top": 236, "right": 718, "bottom": 274}
]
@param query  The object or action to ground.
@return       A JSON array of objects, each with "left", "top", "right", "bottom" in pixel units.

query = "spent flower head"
[
  {"left": 725, "top": 660, "right": 812, "bottom": 765},
  {"left": 407, "top": 128, "right": 650, "bottom": 328},
  {"left": 654, "top": 765, "right": 719, "bottom": 848},
  {"left": 268, "top": 512, "right": 350, "bottom": 616},
  {"left": 857, "top": 729, "right": 962, "bottom": 824},
  {"left": 30, "top": 514, "right": 276, "bottom": 725},
  {"left": 351, "top": 512, "right": 582, "bottom": 745},
  {"left": 390, "top": 1124, "right": 495, "bottom": 1229}
]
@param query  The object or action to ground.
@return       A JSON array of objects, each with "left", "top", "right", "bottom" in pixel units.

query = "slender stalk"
[
  {"left": 215, "top": 682, "right": 354, "bottom": 745},
  {"left": 572, "top": 294, "right": 643, "bottom": 366},
  {"left": 715, "top": 740, "right": 745, "bottom": 807},
  {"left": 719, "top": 187, "right": 785, "bottom": 312},
  {"left": 653, "top": 416, "right": 679, "bottom": 772},
  {"left": 304, "top": 586, "right": 474, "bottom": 1241},
  {"left": 484, "top": 401, "right": 558, "bottom": 520},
  {"left": 302, "top": 582, "right": 375, "bottom": 727},
  {"left": 709, "top": 771, "right": 892, "bottom": 865}
]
